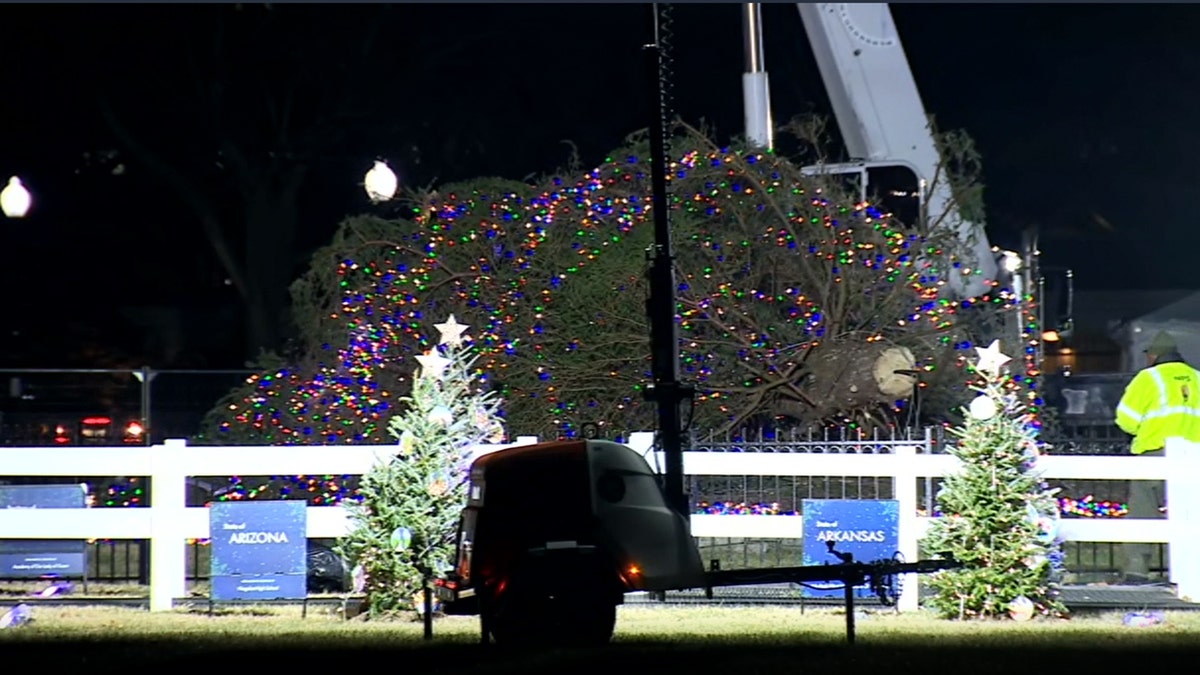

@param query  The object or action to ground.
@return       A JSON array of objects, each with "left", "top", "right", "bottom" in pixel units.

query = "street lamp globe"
[
  {"left": 364, "top": 160, "right": 398, "bottom": 203},
  {"left": 1000, "top": 250, "right": 1022, "bottom": 273},
  {"left": 1, "top": 176, "right": 31, "bottom": 218}
]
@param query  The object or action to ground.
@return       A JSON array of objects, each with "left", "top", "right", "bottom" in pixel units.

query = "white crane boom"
[{"left": 743, "top": 3, "right": 998, "bottom": 297}]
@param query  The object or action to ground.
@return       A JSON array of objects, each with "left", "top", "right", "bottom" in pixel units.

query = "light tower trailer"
[{"left": 435, "top": 438, "right": 957, "bottom": 646}]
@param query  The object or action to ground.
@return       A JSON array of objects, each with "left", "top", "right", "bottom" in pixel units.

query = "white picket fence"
[{"left": 1, "top": 433, "right": 1198, "bottom": 613}]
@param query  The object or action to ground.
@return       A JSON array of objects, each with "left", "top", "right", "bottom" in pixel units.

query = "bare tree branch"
[{"left": 98, "top": 98, "right": 249, "bottom": 301}]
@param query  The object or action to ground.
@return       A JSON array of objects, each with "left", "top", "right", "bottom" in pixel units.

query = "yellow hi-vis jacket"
[{"left": 1115, "top": 360, "right": 1200, "bottom": 454}]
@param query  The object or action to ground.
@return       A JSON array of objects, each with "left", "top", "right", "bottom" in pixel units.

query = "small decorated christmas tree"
[
  {"left": 337, "top": 315, "right": 505, "bottom": 617},
  {"left": 922, "top": 339, "right": 1068, "bottom": 620}
]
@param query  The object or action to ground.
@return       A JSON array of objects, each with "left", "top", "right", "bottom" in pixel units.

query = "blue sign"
[
  {"left": 802, "top": 499, "right": 899, "bottom": 598},
  {"left": 210, "top": 501, "right": 307, "bottom": 600},
  {"left": 0, "top": 484, "right": 88, "bottom": 578}
]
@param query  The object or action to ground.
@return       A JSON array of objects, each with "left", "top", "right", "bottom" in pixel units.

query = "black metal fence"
[{"left": 0, "top": 367, "right": 253, "bottom": 447}]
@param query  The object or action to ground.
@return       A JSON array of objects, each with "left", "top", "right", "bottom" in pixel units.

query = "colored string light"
[
  {"left": 101, "top": 478, "right": 143, "bottom": 507},
  {"left": 202, "top": 146, "right": 1040, "bottom": 503},
  {"left": 919, "top": 495, "right": 1127, "bottom": 520},
  {"left": 1058, "top": 495, "right": 1128, "bottom": 518},
  {"left": 695, "top": 501, "right": 799, "bottom": 516}
]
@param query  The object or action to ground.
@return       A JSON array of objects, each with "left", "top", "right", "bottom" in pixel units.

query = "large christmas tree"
[
  {"left": 921, "top": 339, "right": 1067, "bottom": 620},
  {"left": 201, "top": 122, "right": 1034, "bottom": 448},
  {"left": 336, "top": 314, "right": 504, "bottom": 617}
]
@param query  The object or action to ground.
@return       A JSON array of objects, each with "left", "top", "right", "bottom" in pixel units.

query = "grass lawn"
[{"left": 2, "top": 604, "right": 1198, "bottom": 674}]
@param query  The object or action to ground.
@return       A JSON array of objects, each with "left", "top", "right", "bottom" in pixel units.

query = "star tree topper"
[
  {"left": 435, "top": 314, "right": 469, "bottom": 347},
  {"left": 974, "top": 339, "right": 1012, "bottom": 377},
  {"left": 415, "top": 350, "right": 451, "bottom": 380}
]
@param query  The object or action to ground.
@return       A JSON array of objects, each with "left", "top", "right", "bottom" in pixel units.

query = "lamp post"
[
  {"left": 1000, "top": 248, "right": 1026, "bottom": 354},
  {"left": 1037, "top": 266, "right": 1075, "bottom": 367},
  {"left": 1, "top": 176, "right": 31, "bottom": 218},
  {"left": 363, "top": 161, "right": 398, "bottom": 203}
]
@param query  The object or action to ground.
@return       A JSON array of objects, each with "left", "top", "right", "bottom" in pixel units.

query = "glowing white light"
[
  {"left": 364, "top": 161, "right": 398, "bottom": 203},
  {"left": 1, "top": 176, "right": 31, "bottom": 218},
  {"left": 1001, "top": 250, "right": 1022, "bottom": 273}
]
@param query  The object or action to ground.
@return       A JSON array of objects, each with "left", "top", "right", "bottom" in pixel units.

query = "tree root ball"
[{"left": 802, "top": 342, "right": 917, "bottom": 413}]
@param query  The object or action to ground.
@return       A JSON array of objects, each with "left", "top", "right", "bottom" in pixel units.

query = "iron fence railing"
[{"left": 0, "top": 367, "right": 254, "bottom": 447}]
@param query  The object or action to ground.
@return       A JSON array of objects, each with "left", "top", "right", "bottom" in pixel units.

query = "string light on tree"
[
  {"left": 337, "top": 314, "right": 504, "bottom": 617},
  {"left": 205, "top": 136, "right": 1040, "bottom": 482},
  {"left": 921, "top": 339, "right": 1067, "bottom": 621}
]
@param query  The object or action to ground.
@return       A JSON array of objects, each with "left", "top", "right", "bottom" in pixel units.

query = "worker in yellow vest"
[{"left": 1114, "top": 330, "right": 1200, "bottom": 582}]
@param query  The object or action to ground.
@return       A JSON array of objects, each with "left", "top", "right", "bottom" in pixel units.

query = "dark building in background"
[
  {"left": 1041, "top": 289, "right": 1197, "bottom": 376},
  {"left": 1041, "top": 288, "right": 1200, "bottom": 441}
]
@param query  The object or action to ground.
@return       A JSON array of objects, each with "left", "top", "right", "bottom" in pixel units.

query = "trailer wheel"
[
  {"left": 487, "top": 588, "right": 617, "bottom": 647},
  {"left": 540, "top": 592, "right": 617, "bottom": 646}
]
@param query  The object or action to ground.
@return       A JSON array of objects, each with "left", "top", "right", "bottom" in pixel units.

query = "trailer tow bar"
[
  {"left": 825, "top": 542, "right": 960, "bottom": 644},
  {"left": 703, "top": 541, "right": 960, "bottom": 644}
]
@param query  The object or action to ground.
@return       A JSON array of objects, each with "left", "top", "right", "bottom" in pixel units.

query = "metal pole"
[
  {"left": 643, "top": 3, "right": 693, "bottom": 519},
  {"left": 1022, "top": 229, "right": 1038, "bottom": 375},
  {"left": 132, "top": 362, "right": 158, "bottom": 583},
  {"left": 741, "top": 3, "right": 773, "bottom": 149},
  {"left": 132, "top": 366, "right": 159, "bottom": 445},
  {"left": 1037, "top": 272, "right": 1047, "bottom": 368},
  {"left": 423, "top": 580, "right": 434, "bottom": 640},
  {"left": 1064, "top": 268, "right": 1075, "bottom": 333},
  {"left": 135, "top": 365, "right": 155, "bottom": 585},
  {"left": 844, "top": 581, "right": 856, "bottom": 644},
  {"left": 1013, "top": 270, "right": 1025, "bottom": 352},
  {"left": 140, "top": 367, "right": 151, "bottom": 445}
]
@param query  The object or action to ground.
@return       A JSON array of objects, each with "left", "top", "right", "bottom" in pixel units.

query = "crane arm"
[{"left": 795, "top": 3, "right": 997, "bottom": 297}]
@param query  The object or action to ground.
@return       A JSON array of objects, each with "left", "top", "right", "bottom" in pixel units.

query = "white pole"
[
  {"left": 149, "top": 439, "right": 189, "bottom": 611},
  {"left": 742, "top": 3, "right": 774, "bottom": 149},
  {"left": 1166, "top": 438, "right": 1200, "bottom": 602},
  {"left": 893, "top": 444, "right": 921, "bottom": 612}
]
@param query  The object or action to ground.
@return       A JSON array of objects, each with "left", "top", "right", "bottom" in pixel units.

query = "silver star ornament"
[
  {"left": 435, "top": 314, "right": 469, "bottom": 347},
  {"left": 974, "top": 339, "right": 1012, "bottom": 376}
]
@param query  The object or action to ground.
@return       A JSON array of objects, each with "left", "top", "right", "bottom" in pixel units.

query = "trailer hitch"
[
  {"left": 823, "top": 541, "right": 905, "bottom": 607},
  {"left": 821, "top": 541, "right": 961, "bottom": 643}
]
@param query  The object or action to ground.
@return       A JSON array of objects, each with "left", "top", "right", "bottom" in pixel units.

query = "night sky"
[{"left": 0, "top": 3, "right": 1194, "bottom": 365}]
